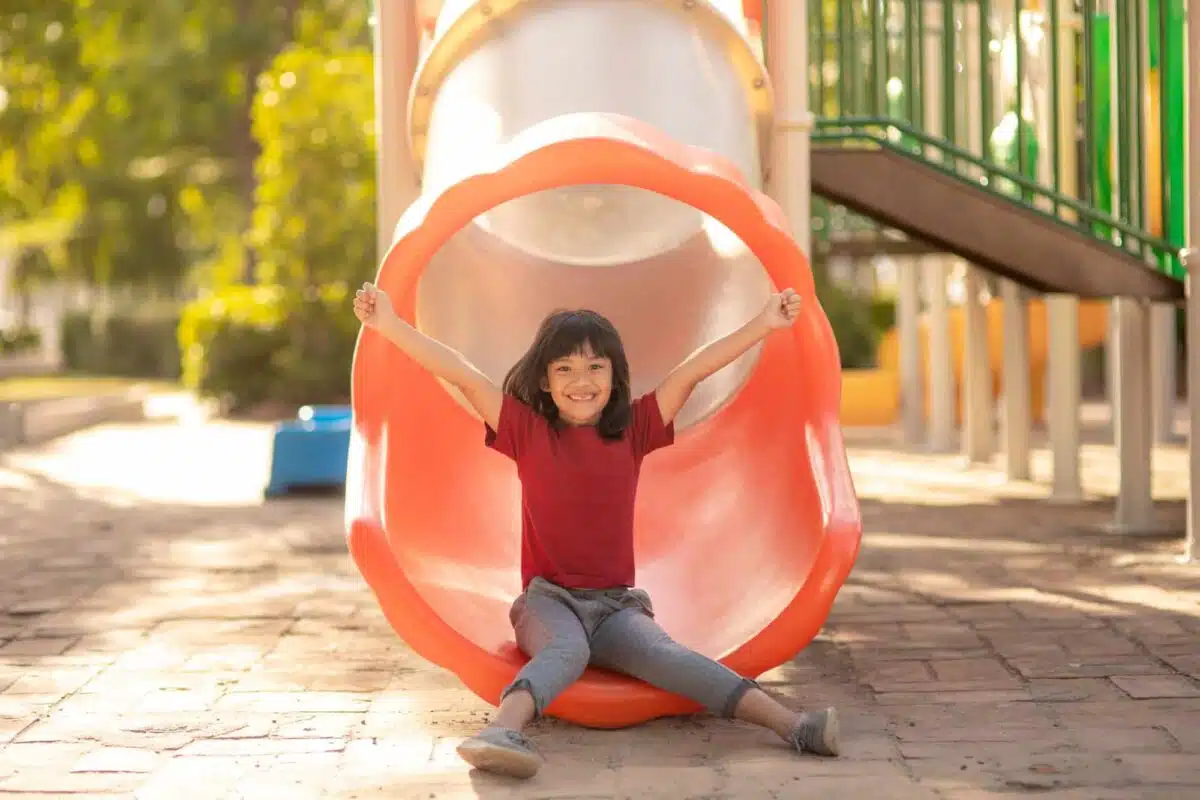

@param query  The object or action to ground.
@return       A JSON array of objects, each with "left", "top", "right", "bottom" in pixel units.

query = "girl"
[{"left": 353, "top": 282, "right": 839, "bottom": 779}]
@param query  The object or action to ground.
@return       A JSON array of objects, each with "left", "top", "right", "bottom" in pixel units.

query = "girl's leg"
[
  {"left": 498, "top": 588, "right": 592, "bottom": 724},
  {"left": 457, "top": 589, "right": 591, "bottom": 778},
  {"left": 588, "top": 608, "right": 840, "bottom": 756}
]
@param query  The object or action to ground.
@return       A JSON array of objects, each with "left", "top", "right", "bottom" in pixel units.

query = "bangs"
[{"left": 541, "top": 310, "right": 623, "bottom": 364}]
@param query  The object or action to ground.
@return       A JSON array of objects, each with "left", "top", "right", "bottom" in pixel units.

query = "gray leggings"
[{"left": 501, "top": 577, "right": 759, "bottom": 719}]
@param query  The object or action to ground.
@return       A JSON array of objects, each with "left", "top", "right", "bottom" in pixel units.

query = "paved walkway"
[{"left": 0, "top": 411, "right": 1197, "bottom": 798}]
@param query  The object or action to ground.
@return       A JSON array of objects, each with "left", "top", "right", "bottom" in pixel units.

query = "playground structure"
[
  {"left": 350, "top": 0, "right": 1199, "bottom": 726},
  {"left": 818, "top": 0, "right": 1188, "bottom": 433},
  {"left": 795, "top": 0, "right": 1195, "bottom": 540},
  {"left": 840, "top": 297, "right": 1111, "bottom": 427}
]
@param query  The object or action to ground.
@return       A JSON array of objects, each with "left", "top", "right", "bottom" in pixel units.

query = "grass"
[{"left": 0, "top": 374, "right": 179, "bottom": 403}]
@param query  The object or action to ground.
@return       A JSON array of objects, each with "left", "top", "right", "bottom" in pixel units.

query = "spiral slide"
[{"left": 345, "top": 0, "right": 862, "bottom": 729}]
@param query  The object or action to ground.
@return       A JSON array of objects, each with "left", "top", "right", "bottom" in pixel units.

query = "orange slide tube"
[{"left": 346, "top": 3, "right": 861, "bottom": 730}]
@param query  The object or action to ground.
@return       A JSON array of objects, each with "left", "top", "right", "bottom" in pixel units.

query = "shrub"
[
  {"left": 178, "top": 285, "right": 289, "bottom": 411},
  {"left": 59, "top": 311, "right": 96, "bottom": 371},
  {"left": 818, "top": 282, "right": 881, "bottom": 369},
  {"left": 868, "top": 295, "right": 897, "bottom": 333},
  {"left": 0, "top": 326, "right": 41, "bottom": 355},
  {"left": 59, "top": 307, "right": 181, "bottom": 378},
  {"left": 177, "top": 283, "right": 358, "bottom": 413},
  {"left": 267, "top": 283, "right": 362, "bottom": 405}
]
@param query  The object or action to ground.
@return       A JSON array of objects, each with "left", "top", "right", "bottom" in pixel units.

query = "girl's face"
[{"left": 542, "top": 341, "right": 613, "bottom": 426}]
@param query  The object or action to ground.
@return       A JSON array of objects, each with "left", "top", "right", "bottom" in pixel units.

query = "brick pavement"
[{"left": 0, "top": 414, "right": 1198, "bottom": 798}]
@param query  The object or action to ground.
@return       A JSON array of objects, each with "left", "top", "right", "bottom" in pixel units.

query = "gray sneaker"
[
  {"left": 789, "top": 707, "right": 840, "bottom": 757},
  {"left": 456, "top": 727, "right": 543, "bottom": 778}
]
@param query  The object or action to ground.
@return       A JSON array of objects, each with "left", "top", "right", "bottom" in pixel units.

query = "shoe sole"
[
  {"left": 821, "top": 707, "right": 841, "bottom": 757},
  {"left": 456, "top": 739, "right": 542, "bottom": 779}
]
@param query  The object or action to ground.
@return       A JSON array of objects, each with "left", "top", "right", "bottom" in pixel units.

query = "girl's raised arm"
[
  {"left": 653, "top": 288, "right": 802, "bottom": 425},
  {"left": 354, "top": 283, "right": 502, "bottom": 429}
]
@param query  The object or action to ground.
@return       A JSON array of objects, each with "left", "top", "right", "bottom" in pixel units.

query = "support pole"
[
  {"left": 373, "top": 0, "right": 421, "bottom": 262},
  {"left": 962, "top": 266, "right": 994, "bottom": 463},
  {"left": 1047, "top": 0, "right": 1082, "bottom": 501},
  {"left": 1151, "top": 303, "right": 1179, "bottom": 441},
  {"left": 961, "top": 1, "right": 994, "bottom": 465},
  {"left": 1184, "top": 0, "right": 1199, "bottom": 563},
  {"left": 765, "top": 1, "right": 811, "bottom": 255},
  {"left": 1002, "top": 5, "right": 1046, "bottom": 483},
  {"left": 1110, "top": 296, "right": 1157, "bottom": 531},
  {"left": 1002, "top": 281, "right": 1032, "bottom": 479},
  {"left": 925, "top": 262, "right": 955, "bottom": 450},
  {"left": 1106, "top": 0, "right": 1160, "bottom": 533},
  {"left": 922, "top": 2, "right": 955, "bottom": 452},
  {"left": 1099, "top": 0, "right": 1120, "bottom": 408},
  {"left": 1047, "top": 294, "right": 1083, "bottom": 500},
  {"left": 1141, "top": 0, "right": 1179, "bottom": 447},
  {"left": 899, "top": 260, "right": 925, "bottom": 444}
]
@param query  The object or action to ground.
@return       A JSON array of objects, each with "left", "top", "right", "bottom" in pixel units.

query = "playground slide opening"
[{"left": 346, "top": 0, "right": 861, "bottom": 729}]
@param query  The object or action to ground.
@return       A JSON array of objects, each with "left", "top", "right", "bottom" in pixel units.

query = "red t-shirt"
[{"left": 484, "top": 392, "right": 675, "bottom": 589}]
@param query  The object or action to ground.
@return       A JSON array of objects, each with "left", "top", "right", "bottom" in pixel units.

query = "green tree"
[
  {"left": 0, "top": 0, "right": 371, "bottom": 291},
  {"left": 177, "top": 33, "right": 378, "bottom": 409},
  {"left": 249, "top": 44, "right": 377, "bottom": 290}
]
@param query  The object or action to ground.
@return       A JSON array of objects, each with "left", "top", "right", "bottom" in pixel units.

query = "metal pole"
[
  {"left": 1047, "top": 294, "right": 1082, "bottom": 500},
  {"left": 1140, "top": 0, "right": 1178, "bottom": 445},
  {"left": 766, "top": 0, "right": 811, "bottom": 255},
  {"left": 1104, "top": 0, "right": 1157, "bottom": 535},
  {"left": 899, "top": 260, "right": 925, "bottom": 444},
  {"left": 923, "top": 1, "right": 956, "bottom": 452},
  {"left": 1047, "top": 0, "right": 1082, "bottom": 502},
  {"left": 1002, "top": 4, "right": 1040, "bottom": 481},
  {"left": 1151, "top": 303, "right": 1179, "bottom": 442},
  {"left": 1110, "top": 296, "right": 1157, "bottom": 532},
  {"left": 1100, "top": 0, "right": 1120, "bottom": 408},
  {"left": 1184, "top": 0, "right": 1199, "bottom": 563},
  {"left": 1002, "top": 281, "right": 1032, "bottom": 479},
  {"left": 962, "top": 266, "right": 994, "bottom": 463},
  {"left": 962, "top": 2, "right": 993, "bottom": 464},
  {"left": 926, "top": 261, "right": 955, "bottom": 450},
  {"left": 374, "top": 0, "right": 421, "bottom": 263}
]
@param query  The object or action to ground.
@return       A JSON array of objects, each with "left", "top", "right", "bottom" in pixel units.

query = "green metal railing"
[
  {"left": 812, "top": 117, "right": 1179, "bottom": 268},
  {"left": 780, "top": 0, "right": 1189, "bottom": 281}
]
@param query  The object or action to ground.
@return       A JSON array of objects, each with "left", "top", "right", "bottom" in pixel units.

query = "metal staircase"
[{"left": 797, "top": 0, "right": 1188, "bottom": 298}]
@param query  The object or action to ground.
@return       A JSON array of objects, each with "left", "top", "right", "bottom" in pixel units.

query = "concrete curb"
[{"left": 0, "top": 389, "right": 148, "bottom": 451}]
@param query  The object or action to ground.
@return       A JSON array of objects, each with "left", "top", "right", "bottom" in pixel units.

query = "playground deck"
[{"left": 0, "top": 413, "right": 1196, "bottom": 798}]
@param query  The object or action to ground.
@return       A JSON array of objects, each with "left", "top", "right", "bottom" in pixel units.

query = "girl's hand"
[
  {"left": 761, "top": 288, "right": 802, "bottom": 329},
  {"left": 354, "top": 282, "right": 395, "bottom": 329}
]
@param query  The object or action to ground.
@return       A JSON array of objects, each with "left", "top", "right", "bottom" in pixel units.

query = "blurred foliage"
[
  {"left": 178, "top": 37, "right": 376, "bottom": 409},
  {"left": 60, "top": 306, "right": 182, "bottom": 378},
  {"left": 178, "top": 284, "right": 290, "bottom": 407},
  {"left": 811, "top": 252, "right": 896, "bottom": 369},
  {"left": 869, "top": 294, "right": 896, "bottom": 333},
  {"left": 178, "top": 283, "right": 359, "bottom": 411},
  {"left": 249, "top": 44, "right": 377, "bottom": 288},
  {"left": 0, "top": 0, "right": 371, "bottom": 290},
  {"left": 0, "top": 326, "right": 41, "bottom": 355},
  {"left": 816, "top": 280, "right": 883, "bottom": 369},
  {"left": 4, "top": 1, "right": 376, "bottom": 404}
]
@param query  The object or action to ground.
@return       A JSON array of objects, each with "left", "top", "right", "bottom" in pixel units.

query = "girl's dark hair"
[{"left": 502, "top": 309, "right": 632, "bottom": 439}]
